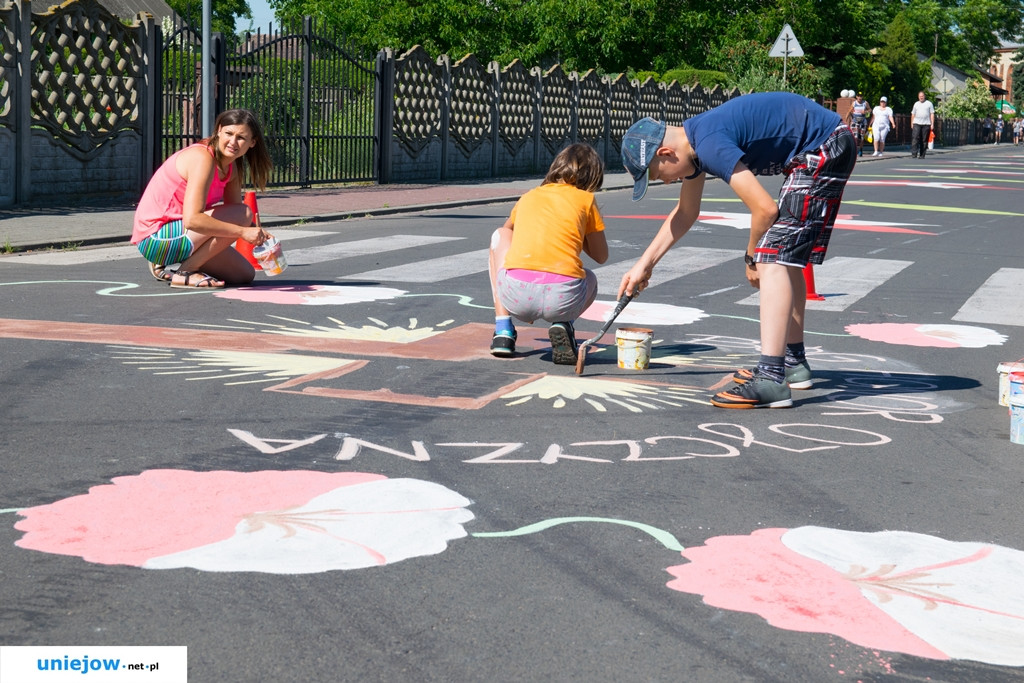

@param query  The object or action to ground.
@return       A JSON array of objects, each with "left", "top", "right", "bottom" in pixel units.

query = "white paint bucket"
[
  {"left": 252, "top": 236, "right": 288, "bottom": 276},
  {"left": 616, "top": 327, "right": 653, "bottom": 370},
  {"left": 1011, "top": 395, "right": 1024, "bottom": 445},
  {"left": 998, "top": 361, "right": 1024, "bottom": 406},
  {"left": 1009, "top": 372, "right": 1024, "bottom": 410}
]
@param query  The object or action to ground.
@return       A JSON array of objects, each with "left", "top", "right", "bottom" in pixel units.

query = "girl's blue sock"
[{"left": 495, "top": 316, "right": 515, "bottom": 337}]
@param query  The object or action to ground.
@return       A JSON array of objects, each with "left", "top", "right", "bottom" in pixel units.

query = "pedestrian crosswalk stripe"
[
  {"left": 736, "top": 256, "right": 913, "bottom": 311},
  {"left": 287, "top": 234, "right": 463, "bottom": 266},
  {"left": 593, "top": 246, "right": 736, "bottom": 292},
  {"left": 0, "top": 230, "right": 334, "bottom": 266},
  {"left": 953, "top": 268, "right": 1024, "bottom": 327},
  {"left": 5, "top": 233, "right": 1020, "bottom": 328},
  {"left": 340, "top": 248, "right": 490, "bottom": 282}
]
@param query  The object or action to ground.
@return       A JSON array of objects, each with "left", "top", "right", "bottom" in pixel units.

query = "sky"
[{"left": 247, "top": 0, "right": 276, "bottom": 30}]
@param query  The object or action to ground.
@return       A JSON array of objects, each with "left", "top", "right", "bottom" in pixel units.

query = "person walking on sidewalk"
[
  {"left": 488, "top": 143, "right": 609, "bottom": 364},
  {"left": 847, "top": 92, "right": 870, "bottom": 157},
  {"left": 910, "top": 91, "right": 935, "bottom": 159},
  {"left": 132, "top": 109, "right": 273, "bottom": 288},
  {"left": 995, "top": 115, "right": 1004, "bottom": 144},
  {"left": 618, "top": 92, "right": 857, "bottom": 409},
  {"left": 982, "top": 115, "right": 994, "bottom": 144},
  {"left": 869, "top": 96, "right": 895, "bottom": 156}
]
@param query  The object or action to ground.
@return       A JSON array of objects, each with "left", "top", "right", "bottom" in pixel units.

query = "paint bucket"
[
  {"left": 1010, "top": 395, "right": 1024, "bottom": 445},
  {"left": 1009, "top": 372, "right": 1024, "bottom": 410},
  {"left": 252, "top": 236, "right": 288, "bottom": 276},
  {"left": 616, "top": 327, "right": 653, "bottom": 370},
  {"left": 997, "top": 361, "right": 1024, "bottom": 406}
]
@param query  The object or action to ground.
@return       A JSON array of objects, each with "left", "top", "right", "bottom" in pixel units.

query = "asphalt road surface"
[{"left": 2, "top": 147, "right": 1024, "bottom": 682}]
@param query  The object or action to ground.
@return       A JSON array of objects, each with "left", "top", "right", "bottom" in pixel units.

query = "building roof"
[{"left": 97, "top": 0, "right": 176, "bottom": 22}]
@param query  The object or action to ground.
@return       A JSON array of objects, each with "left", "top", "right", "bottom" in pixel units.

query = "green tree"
[
  {"left": 261, "top": 0, "right": 1019, "bottom": 105},
  {"left": 936, "top": 78, "right": 997, "bottom": 118},
  {"left": 903, "top": 0, "right": 1024, "bottom": 72},
  {"left": 876, "top": 11, "right": 931, "bottom": 110},
  {"left": 1012, "top": 61, "right": 1024, "bottom": 112},
  {"left": 706, "top": 40, "right": 828, "bottom": 98}
]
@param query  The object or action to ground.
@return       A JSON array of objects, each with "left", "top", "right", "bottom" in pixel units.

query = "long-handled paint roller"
[{"left": 574, "top": 292, "right": 635, "bottom": 375}]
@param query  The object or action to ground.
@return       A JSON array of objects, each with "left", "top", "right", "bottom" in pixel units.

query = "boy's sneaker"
[
  {"left": 490, "top": 331, "right": 516, "bottom": 357},
  {"left": 548, "top": 322, "right": 578, "bottom": 365},
  {"left": 711, "top": 376, "right": 792, "bottom": 409},
  {"left": 732, "top": 360, "right": 812, "bottom": 389}
]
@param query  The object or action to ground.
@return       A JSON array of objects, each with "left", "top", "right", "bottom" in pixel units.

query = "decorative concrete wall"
[
  {"left": 0, "top": 0, "right": 158, "bottom": 207},
  {"left": 378, "top": 46, "right": 744, "bottom": 183}
]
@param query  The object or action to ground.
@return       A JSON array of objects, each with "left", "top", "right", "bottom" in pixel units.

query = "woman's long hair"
[{"left": 203, "top": 109, "right": 273, "bottom": 190}]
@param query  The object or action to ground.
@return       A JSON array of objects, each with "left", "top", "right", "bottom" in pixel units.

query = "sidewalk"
[
  {"left": 0, "top": 173, "right": 635, "bottom": 252},
  {"left": 0, "top": 146, "right": 951, "bottom": 253}
]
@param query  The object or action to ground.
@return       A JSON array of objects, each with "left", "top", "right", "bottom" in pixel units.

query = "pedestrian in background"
[
  {"left": 982, "top": 115, "right": 994, "bottom": 144},
  {"left": 487, "top": 143, "right": 609, "bottom": 363},
  {"left": 1013, "top": 118, "right": 1022, "bottom": 146},
  {"left": 995, "top": 115, "right": 1004, "bottom": 145},
  {"left": 619, "top": 92, "right": 857, "bottom": 409},
  {"left": 910, "top": 91, "right": 935, "bottom": 159},
  {"left": 869, "top": 96, "right": 895, "bottom": 157},
  {"left": 847, "top": 92, "right": 870, "bottom": 157}
]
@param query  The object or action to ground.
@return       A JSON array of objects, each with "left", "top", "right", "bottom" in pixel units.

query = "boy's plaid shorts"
[{"left": 753, "top": 125, "right": 857, "bottom": 267}]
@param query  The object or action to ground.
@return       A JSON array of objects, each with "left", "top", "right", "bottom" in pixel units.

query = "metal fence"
[{"left": 159, "top": 15, "right": 379, "bottom": 188}]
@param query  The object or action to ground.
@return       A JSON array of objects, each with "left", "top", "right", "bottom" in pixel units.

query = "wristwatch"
[{"left": 744, "top": 253, "right": 756, "bottom": 267}]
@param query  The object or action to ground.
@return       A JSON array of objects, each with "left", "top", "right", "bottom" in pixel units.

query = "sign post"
[{"left": 769, "top": 24, "right": 804, "bottom": 89}]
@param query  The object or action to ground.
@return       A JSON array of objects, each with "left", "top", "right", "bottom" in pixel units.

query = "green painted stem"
[{"left": 472, "top": 516, "right": 685, "bottom": 552}]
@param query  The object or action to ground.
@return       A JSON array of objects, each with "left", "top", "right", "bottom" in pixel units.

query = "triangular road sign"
[{"left": 769, "top": 24, "right": 804, "bottom": 57}]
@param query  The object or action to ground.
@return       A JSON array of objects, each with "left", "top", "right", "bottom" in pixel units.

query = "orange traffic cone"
[
  {"left": 235, "top": 191, "right": 262, "bottom": 269},
  {"left": 803, "top": 264, "right": 825, "bottom": 301}
]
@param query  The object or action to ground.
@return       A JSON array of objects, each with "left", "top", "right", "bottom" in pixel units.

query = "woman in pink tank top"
[{"left": 133, "top": 109, "right": 273, "bottom": 288}]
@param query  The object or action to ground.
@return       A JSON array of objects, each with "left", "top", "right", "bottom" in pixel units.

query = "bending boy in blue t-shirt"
[{"left": 619, "top": 92, "right": 857, "bottom": 409}]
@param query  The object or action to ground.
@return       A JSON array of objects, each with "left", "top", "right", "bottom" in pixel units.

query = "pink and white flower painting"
[
  {"left": 666, "top": 526, "right": 1024, "bottom": 666},
  {"left": 580, "top": 299, "right": 708, "bottom": 327},
  {"left": 845, "top": 323, "right": 1007, "bottom": 348},
  {"left": 14, "top": 470, "right": 474, "bottom": 574}
]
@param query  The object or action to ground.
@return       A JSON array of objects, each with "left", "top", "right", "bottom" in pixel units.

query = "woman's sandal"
[
  {"left": 149, "top": 262, "right": 175, "bottom": 283},
  {"left": 170, "top": 270, "right": 225, "bottom": 289}
]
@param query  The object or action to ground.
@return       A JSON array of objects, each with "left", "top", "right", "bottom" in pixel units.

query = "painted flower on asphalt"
[
  {"left": 15, "top": 470, "right": 473, "bottom": 574},
  {"left": 666, "top": 526, "right": 1024, "bottom": 666},
  {"left": 845, "top": 323, "right": 1007, "bottom": 348},
  {"left": 580, "top": 299, "right": 708, "bottom": 327}
]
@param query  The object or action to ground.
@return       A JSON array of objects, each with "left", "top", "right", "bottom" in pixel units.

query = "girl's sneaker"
[
  {"left": 548, "top": 322, "right": 578, "bottom": 365},
  {"left": 490, "top": 331, "right": 516, "bottom": 357}
]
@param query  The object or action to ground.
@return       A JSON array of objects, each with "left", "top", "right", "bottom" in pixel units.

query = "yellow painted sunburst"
[
  {"left": 188, "top": 315, "right": 454, "bottom": 343},
  {"left": 108, "top": 345, "right": 356, "bottom": 386},
  {"left": 502, "top": 376, "right": 706, "bottom": 412}
]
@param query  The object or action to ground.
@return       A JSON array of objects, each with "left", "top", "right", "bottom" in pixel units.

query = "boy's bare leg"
[
  {"left": 787, "top": 266, "right": 806, "bottom": 346},
  {"left": 756, "top": 263, "right": 799, "bottom": 358}
]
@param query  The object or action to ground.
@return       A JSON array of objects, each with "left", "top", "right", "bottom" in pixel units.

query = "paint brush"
[{"left": 574, "top": 292, "right": 635, "bottom": 375}]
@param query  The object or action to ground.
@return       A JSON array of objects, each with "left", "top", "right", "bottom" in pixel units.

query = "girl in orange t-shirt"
[{"left": 487, "top": 143, "right": 609, "bottom": 364}]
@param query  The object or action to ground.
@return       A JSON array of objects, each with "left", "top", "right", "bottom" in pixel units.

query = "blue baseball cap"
[{"left": 621, "top": 117, "right": 666, "bottom": 201}]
